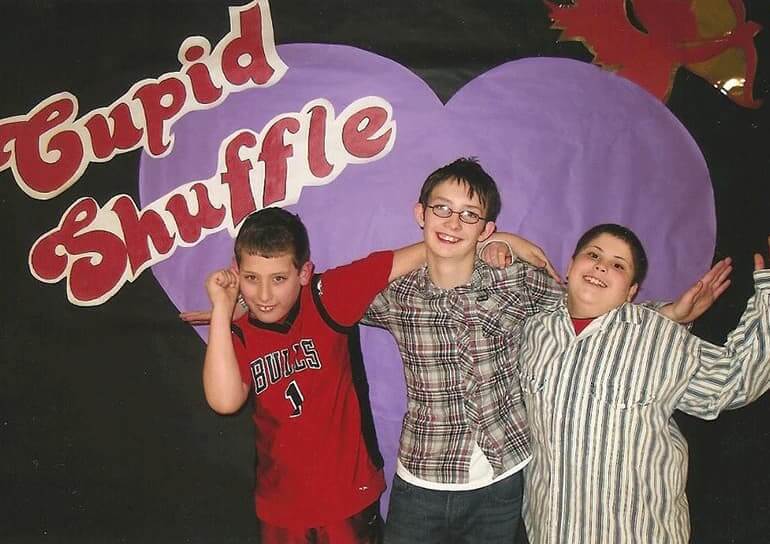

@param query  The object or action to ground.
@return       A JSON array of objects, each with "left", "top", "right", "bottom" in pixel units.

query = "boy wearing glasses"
[{"left": 362, "top": 157, "right": 563, "bottom": 543}]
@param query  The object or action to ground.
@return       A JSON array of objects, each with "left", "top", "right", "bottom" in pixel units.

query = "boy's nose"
[
  {"left": 446, "top": 212, "right": 462, "bottom": 229},
  {"left": 256, "top": 284, "right": 272, "bottom": 302}
]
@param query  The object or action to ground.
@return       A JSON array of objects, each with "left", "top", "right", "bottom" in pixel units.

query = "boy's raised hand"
[
  {"left": 180, "top": 261, "right": 244, "bottom": 325},
  {"left": 481, "top": 240, "right": 513, "bottom": 268},
  {"left": 480, "top": 234, "right": 562, "bottom": 284},
  {"left": 205, "top": 269, "right": 239, "bottom": 309},
  {"left": 753, "top": 236, "right": 770, "bottom": 270},
  {"left": 661, "top": 257, "right": 733, "bottom": 324},
  {"left": 179, "top": 269, "right": 239, "bottom": 325}
]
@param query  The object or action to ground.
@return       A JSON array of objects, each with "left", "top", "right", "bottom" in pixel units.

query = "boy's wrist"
[{"left": 212, "top": 297, "right": 238, "bottom": 315}]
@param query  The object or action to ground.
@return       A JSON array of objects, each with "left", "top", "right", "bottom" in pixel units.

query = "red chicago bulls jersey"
[{"left": 232, "top": 251, "right": 392, "bottom": 528}]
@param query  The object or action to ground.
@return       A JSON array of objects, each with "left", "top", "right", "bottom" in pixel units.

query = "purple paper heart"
[{"left": 140, "top": 44, "right": 714, "bottom": 513}]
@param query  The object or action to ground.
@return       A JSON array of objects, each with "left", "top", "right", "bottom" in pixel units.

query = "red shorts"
[{"left": 259, "top": 502, "right": 382, "bottom": 544}]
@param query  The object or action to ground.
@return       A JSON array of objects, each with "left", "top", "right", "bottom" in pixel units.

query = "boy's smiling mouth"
[
  {"left": 583, "top": 275, "right": 607, "bottom": 288},
  {"left": 437, "top": 232, "right": 461, "bottom": 243}
]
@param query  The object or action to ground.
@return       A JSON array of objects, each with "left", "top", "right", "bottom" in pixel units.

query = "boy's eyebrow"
[
  {"left": 429, "top": 196, "right": 484, "bottom": 212},
  {"left": 589, "top": 244, "right": 631, "bottom": 264},
  {"left": 239, "top": 267, "right": 294, "bottom": 275}
]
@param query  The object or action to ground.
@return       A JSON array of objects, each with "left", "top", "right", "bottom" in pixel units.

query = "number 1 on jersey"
[{"left": 285, "top": 380, "right": 304, "bottom": 417}]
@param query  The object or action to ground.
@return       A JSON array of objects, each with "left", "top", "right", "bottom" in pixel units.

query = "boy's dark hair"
[
  {"left": 234, "top": 207, "right": 310, "bottom": 268},
  {"left": 418, "top": 157, "right": 502, "bottom": 221},
  {"left": 573, "top": 223, "right": 648, "bottom": 285}
]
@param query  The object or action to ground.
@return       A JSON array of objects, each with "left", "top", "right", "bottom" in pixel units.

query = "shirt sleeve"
[
  {"left": 518, "top": 259, "right": 565, "bottom": 316},
  {"left": 315, "top": 250, "right": 394, "bottom": 327},
  {"left": 637, "top": 300, "right": 693, "bottom": 330},
  {"left": 639, "top": 300, "right": 669, "bottom": 312},
  {"left": 677, "top": 269, "right": 770, "bottom": 419},
  {"left": 360, "top": 287, "right": 392, "bottom": 328}
]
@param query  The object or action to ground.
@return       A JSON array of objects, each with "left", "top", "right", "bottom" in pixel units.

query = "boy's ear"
[
  {"left": 626, "top": 283, "right": 639, "bottom": 302},
  {"left": 298, "top": 261, "right": 313, "bottom": 286},
  {"left": 477, "top": 220, "right": 497, "bottom": 242},
  {"left": 413, "top": 202, "right": 425, "bottom": 228}
]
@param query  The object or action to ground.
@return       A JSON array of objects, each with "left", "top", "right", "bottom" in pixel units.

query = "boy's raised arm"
[
  {"left": 388, "top": 242, "right": 426, "bottom": 282},
  {"left": 677, "top": 238, "right": 770, "bottom": 417},
  {"left": 202, "top": 269, "right": 249, "bottom": 414},
  {"left": 658, "top": 257, "right": 733, "bottom": 323},
  {"left": 480, "top": 232, "right": 562, "bottom": 284},
  {"left": 181, "top": 244, "right": 427, "bottom": 327}
]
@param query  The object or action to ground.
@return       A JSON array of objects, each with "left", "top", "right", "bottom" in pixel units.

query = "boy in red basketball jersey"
[{"left": 202, "top": 207, "right": 427, "bottom": 544}]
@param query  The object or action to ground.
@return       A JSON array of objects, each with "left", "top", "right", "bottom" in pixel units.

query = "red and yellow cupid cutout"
[{"left": 546, "top": 0, "right": 762, "bottom": 108}]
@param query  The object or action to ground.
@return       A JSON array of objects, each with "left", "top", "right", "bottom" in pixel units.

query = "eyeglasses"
[{"left": 425, "top": 204, "right": 488, "bottom": 225}]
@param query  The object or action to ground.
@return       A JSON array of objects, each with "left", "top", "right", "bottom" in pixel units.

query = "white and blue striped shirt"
[{"left": 520, "top": 270, "right": 770, "bottom": 544}]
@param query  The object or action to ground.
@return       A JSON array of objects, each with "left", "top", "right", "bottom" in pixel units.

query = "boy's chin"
[
  {"left": 426, "top": 240, "right": 474, "bottom": 259},
  {"left": 250, "top": 309, "right": 290, "bottom": 324}
]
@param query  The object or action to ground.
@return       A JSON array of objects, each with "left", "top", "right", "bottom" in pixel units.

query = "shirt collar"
[
  {"left": 415, "top": 259, "right": 495, "bottom": 297},
  {"left": 556, "top": 298, "right": 643, "bottom": 334}
]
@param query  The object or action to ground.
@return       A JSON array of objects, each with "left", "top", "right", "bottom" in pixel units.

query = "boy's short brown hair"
[
  {"left": 418, "top": 157, "right": 501, "bottom": 221},
  {"left": 234, "top": 207, "right": 311, "bottom": 268}
]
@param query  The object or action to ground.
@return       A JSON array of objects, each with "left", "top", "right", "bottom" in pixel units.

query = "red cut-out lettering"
[
  {"left": 342, "top": 106, "right": 392, "bottom": 159},
  {"left": 111, "top": 196, "right": 175, "bottom": 274},
  {"left": 259, "top": 117, "right": 300, "bottom": 206},
  {"left": 181, "top": 42, "right": 223, "bottom": 105},
  {"left": 8, "top": 96, "right": 85, "bottom": 197},
  {"left": 84, "top": 103, "right": 144, "bottom": 160},
  {"left": 221, "top": 3, "right": 274, "bottom": 87},
  {"left": 165, "top": 183, "right": 227, "bottom": 244},
  {"left": 307, "top": 105, "right": 333, "bottom": 179},
  {"left": 221, "top": 131, "right": 258, "bottom": 226},
  {"left": 0, "top": 119, "right": 23, "bottom": 168},
  {"left": 29, "top": 198, "right": 129, "bottom": 303},
  {"left": 132, "top": 77, "right": 187, "bottom": 156}
]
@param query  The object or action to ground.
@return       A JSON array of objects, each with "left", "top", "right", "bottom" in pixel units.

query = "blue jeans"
[{"left": 384, "top": 472, "right": 523, "bottom": 544}]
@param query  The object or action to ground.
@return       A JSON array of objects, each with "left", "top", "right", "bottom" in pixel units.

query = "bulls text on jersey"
[{"left": 249, "top": 339, "right": 322, "bottom": 396}]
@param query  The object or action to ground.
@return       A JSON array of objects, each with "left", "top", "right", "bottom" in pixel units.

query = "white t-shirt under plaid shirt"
[
  {"left": 520, "top": 269, "right": 770, "bottom": 544},
  {"left": 363, "top": 258, "right": 562, "bottom": 485}
]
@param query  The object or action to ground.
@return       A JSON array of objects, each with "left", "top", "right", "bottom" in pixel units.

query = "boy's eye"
[
  {"left": 613, "top": 263, "right": 625, "bottom": 270},
  {"left": 244, "top": 274, "right": 256, "bottom": 281},
  {"left": 587, "top": 251, "right": 599, "bottom": 259},
  {"left": 459, "top": 210, "right": 480, "bottom": 222},
  {"left": 273, "top": 276, "right": 286, "bottom": 283}
]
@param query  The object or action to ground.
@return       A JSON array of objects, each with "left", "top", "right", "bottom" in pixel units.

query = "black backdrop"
[{"left": 1, "top": 1, "right": 769, "bottom": 543}]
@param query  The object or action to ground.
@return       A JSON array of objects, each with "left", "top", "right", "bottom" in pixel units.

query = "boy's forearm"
[
  {"left": 679, "top": 270, "right": 770, "bottom": 417},
  {"left": 203, "top": 304, "right": 248, "bottom": 414},
  {"left": 389, "top": 242, "right": 425, "bottom": 282}
]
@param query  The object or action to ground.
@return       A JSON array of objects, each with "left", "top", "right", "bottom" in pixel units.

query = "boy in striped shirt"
[{"left": 518, "top": 224, "right": 770, "bottom": 544}]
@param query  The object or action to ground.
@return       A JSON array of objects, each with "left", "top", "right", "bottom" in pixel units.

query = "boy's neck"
[
  {"left": 426, "top": 251, "right": 477, "bottom": 289},
  {"left": 567, "top": 297, "right": 608, "bottom": 319}
]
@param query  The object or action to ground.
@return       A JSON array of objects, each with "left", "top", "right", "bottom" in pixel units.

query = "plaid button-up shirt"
[{"left": 363, "top": 258, "right": 562, "bottom": 484}]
